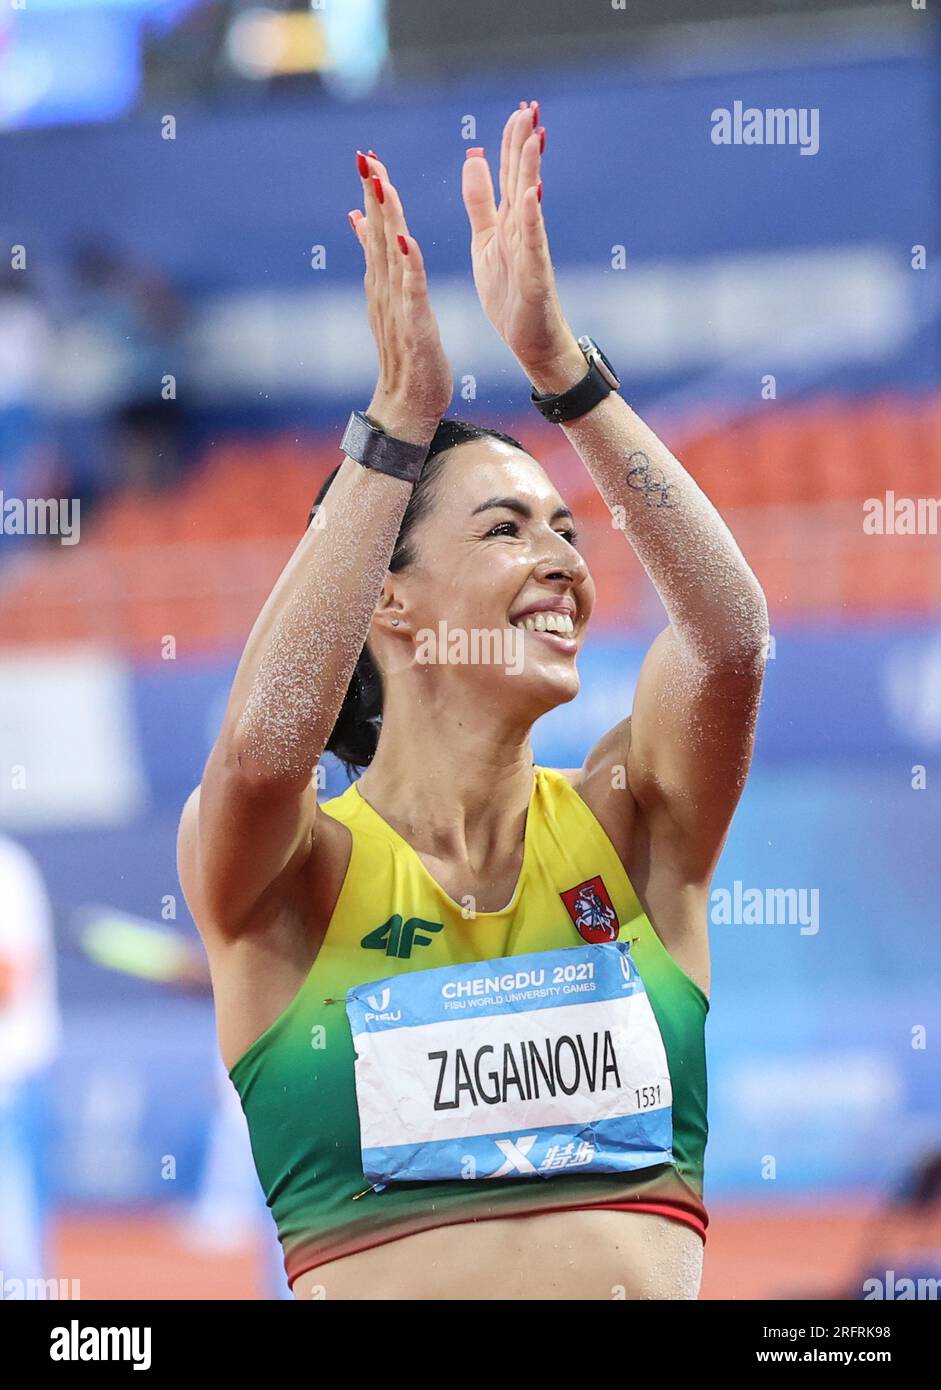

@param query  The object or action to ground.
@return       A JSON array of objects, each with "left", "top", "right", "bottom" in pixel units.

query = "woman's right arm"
[{"left": 178, "top": 152, "right": 452, "bottom": 939}]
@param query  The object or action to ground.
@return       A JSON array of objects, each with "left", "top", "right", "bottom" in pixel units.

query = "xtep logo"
[
  {"left": 360, "top": 915, "right": 444, "bottom": 958},
  {"left": 488, "top": 1135, "right": 539, "bottom": 1177}
]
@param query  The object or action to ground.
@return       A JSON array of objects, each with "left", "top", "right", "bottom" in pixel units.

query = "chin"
[{"left": 504, "top": 660, "right": 580, "bottom": 719}]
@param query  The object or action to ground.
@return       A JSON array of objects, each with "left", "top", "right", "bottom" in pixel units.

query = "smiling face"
[{"left": 375, "top": 436, "right": 596, "bottom": 719}]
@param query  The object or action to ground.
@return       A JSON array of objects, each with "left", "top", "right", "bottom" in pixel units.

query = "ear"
[{"left": 372, "top": 580, "right": 409, "bottom": 635}]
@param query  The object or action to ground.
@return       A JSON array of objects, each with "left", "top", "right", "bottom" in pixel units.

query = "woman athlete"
[{"left": 178, "top": 100, "right": 768, "bottom": 1301}]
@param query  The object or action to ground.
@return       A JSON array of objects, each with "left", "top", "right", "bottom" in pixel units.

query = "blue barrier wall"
[{"left": 3, "top": 45, "right": 939, "bottom": 427}]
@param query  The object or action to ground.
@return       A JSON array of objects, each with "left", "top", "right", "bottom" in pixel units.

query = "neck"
[{"left": 356, "top": 683, "right": 537, "bottom": 865}]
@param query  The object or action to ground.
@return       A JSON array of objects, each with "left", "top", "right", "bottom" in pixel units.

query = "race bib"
[{"left": 346, "top": 943, "right": 673, "bottom": 1183}]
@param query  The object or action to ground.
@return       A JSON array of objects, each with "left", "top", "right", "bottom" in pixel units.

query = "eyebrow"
[{"left": 471, "top": 496, "right": 574, "bottom": 525}]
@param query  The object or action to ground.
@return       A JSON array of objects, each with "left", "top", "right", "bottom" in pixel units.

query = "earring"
[{"left": 391, "top": 618, "right": 400, "bottom": 626}]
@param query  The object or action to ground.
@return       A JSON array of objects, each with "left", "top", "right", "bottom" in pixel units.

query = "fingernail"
[
  {"left": 356, "top": 150, "right": 369, "bottom": 177},
  {"left": 538, "top": 125, "right": 546, "bottom": 154},
  {"left": 396, "top": 234, "right": 409, "bottom": 255},
  {"left": 531, "top": 100, "right": 540, "bottom": 129},
  {"left": 372, "top": 175, "right": 384, "bottom": 204},
  {"left": 465, "top": 146, "right": 485, "bottom": 159},
  {"left": 519, "top": 101, "right": 527, "bottom": 110},
  {"left": 367, "top": 149, "right": 378, "bottom": 157},
  {"left": 537, "top": 179, "right": 543, "bottom": 203},
  {"left": 348, "top": 210, "right": 360, "bottom": 231}
]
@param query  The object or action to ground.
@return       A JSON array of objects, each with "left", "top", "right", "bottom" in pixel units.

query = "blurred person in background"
[
  {"left": 849, "top": 1148, "right": 941, "bottom": 1300},
  {"left": 164, "top": 936, "right": 293, "bottom": 1300},
  {"left": 0, "top": 834, "right": 60, "bottom": 1291},
  {"left": 186, "top": 1056, "right": 293, "bottom": 1300},
  {"left": 74, "top": 906, "right": 291, "bottom": 1299},
  {"left": 67, "top": 239, "right": 189, "bottom": 498},
  {"left": 0, "top": 263, "right": 55, "bottom": 509},
  {"left": 179, "top": 103, "right": 768, "bottom": 1301}
]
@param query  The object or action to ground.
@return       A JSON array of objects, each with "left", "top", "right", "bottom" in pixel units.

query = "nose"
[{"left": 532, "top": 540, "right": 589, "bottom": 588}]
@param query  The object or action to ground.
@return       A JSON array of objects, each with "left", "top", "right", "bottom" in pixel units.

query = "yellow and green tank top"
[{"left": 229, "top": 765, "right": 709, "bottom": 1287}]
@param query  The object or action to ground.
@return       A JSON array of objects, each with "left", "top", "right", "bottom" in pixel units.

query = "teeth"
[{"left": 513, "top": 612, "right": 575, "bottom": 635}]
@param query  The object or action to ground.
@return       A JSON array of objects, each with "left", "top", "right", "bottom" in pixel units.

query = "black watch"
[
  {"left": 530, "top": 336, "right": 620, "bottom": 424},
  {"left": 340, "top": 410, "right": 430, "bottom": 483}
]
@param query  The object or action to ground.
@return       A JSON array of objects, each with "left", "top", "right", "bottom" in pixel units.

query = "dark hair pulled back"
[{"left": 308, "top": 417, "right": 524, "bottom": 778}]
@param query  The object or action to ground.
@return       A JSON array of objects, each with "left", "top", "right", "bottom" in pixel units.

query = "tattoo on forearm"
[{"left": 625, "top": 451, "right": 676, "bottom": 508}]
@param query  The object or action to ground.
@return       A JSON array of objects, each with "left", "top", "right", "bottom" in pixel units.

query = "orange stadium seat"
[
  {"left": 2, "top": 393, "right": 938, "bottom": 651},
  {"left": 796, "top": 402, "right": 852, "bottom": 502}
]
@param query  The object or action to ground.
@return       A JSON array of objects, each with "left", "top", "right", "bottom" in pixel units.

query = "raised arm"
[
  {"left": 179, "top": 152, "right": 452, "bottom": 938},
  {"left": 462, "top": 105, "right": 768, "bottom": 882}
]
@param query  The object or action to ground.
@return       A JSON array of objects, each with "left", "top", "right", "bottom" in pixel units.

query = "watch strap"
[
  {"left": 340, "top": 410, "right": 430, "bottom": 482},
  {"left": 530, "top": 358, "right": 615, "bottom": 424}
]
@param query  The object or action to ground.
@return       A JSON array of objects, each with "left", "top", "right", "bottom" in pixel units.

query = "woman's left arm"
[
  {"left": 463, "top": 103, "right": 769, "bottom": 877},
  {"left": 541, "top": 379, "right": 769, "bottom": 879}
]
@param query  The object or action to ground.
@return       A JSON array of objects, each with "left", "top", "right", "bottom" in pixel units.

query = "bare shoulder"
[{"left": 177, "top": 779, "right": 351, "bottom": 946}]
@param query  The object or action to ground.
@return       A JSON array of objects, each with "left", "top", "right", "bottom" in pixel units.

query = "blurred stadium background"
[{"left": 1, "top": 0, "right": 939, "bottom": 1300}]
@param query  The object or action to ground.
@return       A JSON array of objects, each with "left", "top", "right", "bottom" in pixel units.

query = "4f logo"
[{"left": 360, "top": 915, "right": 443, "bottom": 959}]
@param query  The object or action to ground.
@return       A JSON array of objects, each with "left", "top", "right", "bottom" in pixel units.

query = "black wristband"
[
  {"left": 340, "top": 410, "right": 430, "bottom": 483},
  {"left": 530, "top": 336, "right": 620, "bottom": 424},
  {"left": 531, "top": 361, "right": 613, "bottom": 425}
]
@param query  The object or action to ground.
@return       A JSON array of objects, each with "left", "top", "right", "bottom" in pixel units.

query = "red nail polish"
[
  {"left": 531, "top": 101, "right": 540, "bottom": 129},
  {"left": 372, "top": 176, "right": 384, "bottom": 204},
  {"left": 396, "top": 234, "right": 409, "bottom": 255},
  {"left": 538, "top": 125, "right": 546, "bottom": 154},
  {"left": 367, "top": 149, "right": 378, "bottom": 157},
  {"left": 356, "top": 150, "right": 369, "bottom": 177},
  {"left": 465, "top": 146, "right": 485, "bottom": 159},
  {"left": 536, "top": 179, "right": 543, "bottom": 203}
]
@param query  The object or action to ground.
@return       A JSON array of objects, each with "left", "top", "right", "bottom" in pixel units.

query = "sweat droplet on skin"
[
  {"left": 564, "top": 405, "right": 767, "bottom": 776},
  {"left": 575, "top": 409, "right": 767, "bottom": 650},
  {"left": 237, "top": 465, "right": 409, "bottom": 780}
]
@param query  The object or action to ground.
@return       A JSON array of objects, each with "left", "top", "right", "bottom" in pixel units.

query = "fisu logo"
[{"left": 363, "top": 985, "right": 401, "bottom": 1023}]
